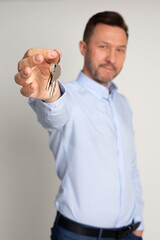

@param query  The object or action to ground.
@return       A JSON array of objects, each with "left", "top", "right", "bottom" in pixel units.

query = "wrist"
[{"left": 42, "top": 81, "right": 61, "bottom": 103}]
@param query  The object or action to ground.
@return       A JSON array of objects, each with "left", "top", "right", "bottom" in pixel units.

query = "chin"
[
  {"left": 98, "top": 70, "right": 115, "bottom": 82},
  {"left": 97, "top": 75, "right": 113, "bottom": 83}
]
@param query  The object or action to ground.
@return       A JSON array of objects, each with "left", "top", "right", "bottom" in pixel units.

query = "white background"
[{"left": 0, "top": 0, "right": 160, "bottom": 239}]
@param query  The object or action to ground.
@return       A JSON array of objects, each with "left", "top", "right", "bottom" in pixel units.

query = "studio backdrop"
[{"left": 0, "top": 0, "right": 160, "bottom": 240}]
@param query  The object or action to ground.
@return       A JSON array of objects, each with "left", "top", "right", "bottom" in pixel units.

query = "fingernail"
[
  {"left": 34, "top": 54, "right": 42, "bottom": 63},
  {"left": 22, "top": 68, "right": 29, "bottom": 76},
  {"left": 28, "top": 84, "right": 34, "bottom": 90},
  {"left": 50, "top": 50, "right": 56, "bottom": 58}
]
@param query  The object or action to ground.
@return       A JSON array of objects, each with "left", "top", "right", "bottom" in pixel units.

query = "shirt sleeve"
[
  {"left": 131, "top": 149, "right": 144, "bottom": 231},
  {"left": 28, "top": 82, "right": 72, "bottom": 132},
  {"left": 123, "top": 95, "right": 144, "bottom": 231}
]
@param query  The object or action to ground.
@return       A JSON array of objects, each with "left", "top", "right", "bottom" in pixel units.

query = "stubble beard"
[{"left": 84, "top": 54, "right": 120, "bottom": 85}]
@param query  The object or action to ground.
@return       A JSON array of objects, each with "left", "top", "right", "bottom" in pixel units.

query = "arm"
[
  {"left": 123, "top": 96, "right": 144, "bottom": 237},
  {"left": 132, "top": 150, "right": 144, "bottom": 237}
]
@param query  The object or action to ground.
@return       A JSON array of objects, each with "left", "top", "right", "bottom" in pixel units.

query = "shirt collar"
[{"left": 77, "top": 71, "right": 118, "bottom": 100}]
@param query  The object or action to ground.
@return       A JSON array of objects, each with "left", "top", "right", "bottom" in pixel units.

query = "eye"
[
  {"left": 99, "top": 45, "right": 110, "bottom": 50},
  {"left": 117, "top": 48, "right": 125, "bottom": 53},
  {"left": 100, "top": 45, "right": 107, "bottom": 49}
]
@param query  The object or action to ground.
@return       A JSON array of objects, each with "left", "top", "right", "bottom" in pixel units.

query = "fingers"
[
  {"left": 18, "top": 48, "right": 62, "bottom": 72},
  {"left": 52, "top": 48, "right": 62, "bottom": 63},
  {"left": 14, "top": 67, "right": 32, "bottom": 86},
  {"left": 23, "top": 48, "right": 62, "bottom": 64},
  {"left": 15, "top": 48, "right": 62, "bottom": 99},
  {"left": 18, "top": 54, "right": 44, "bottom": 72},
  {"left": 20, "top": 82, "right": 36, "bottom": 98}
]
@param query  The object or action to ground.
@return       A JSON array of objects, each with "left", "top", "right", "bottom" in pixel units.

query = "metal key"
[
  {"left": 45, "top": 49, "right": 61, "bottom": 98},
  {"left": 46, "top": 62, "right": 61, "bottom": 98},
  {"left": 45, "top": 71, "right": 53, "bottom": 91}
]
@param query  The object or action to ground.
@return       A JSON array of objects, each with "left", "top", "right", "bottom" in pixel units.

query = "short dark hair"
[{"left": 83, "top": 11, "right": 128, "bottom": 43}]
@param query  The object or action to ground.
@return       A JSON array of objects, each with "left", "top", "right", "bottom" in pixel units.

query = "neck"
[{"left": 82, "top": 68, "right": 109, "bottom": 88}]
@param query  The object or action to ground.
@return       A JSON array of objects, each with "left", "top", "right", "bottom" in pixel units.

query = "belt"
[{"left": 56, "top": 212, "right": 140, "bottom": 239}]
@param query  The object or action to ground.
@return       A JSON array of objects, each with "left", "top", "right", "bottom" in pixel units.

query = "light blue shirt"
[{"left": 29, "top": 72, "right": 144, "bottom": 230}]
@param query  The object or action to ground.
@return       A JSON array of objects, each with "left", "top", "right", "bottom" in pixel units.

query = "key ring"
[{"left": 53, "top": 49, "right": 61, "bottom": 64}]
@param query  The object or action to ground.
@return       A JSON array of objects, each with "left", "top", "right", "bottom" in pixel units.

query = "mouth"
[{"left": 100, "top": 64, "right": 116, "bottom": 73}]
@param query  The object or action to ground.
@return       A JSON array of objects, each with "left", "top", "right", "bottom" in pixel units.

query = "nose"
[{"left": 105, "top": 48, "right": 116, "bottom": 64}]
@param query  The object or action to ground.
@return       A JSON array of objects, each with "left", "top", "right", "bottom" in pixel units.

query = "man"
[{"left": 15, "top": 11, "right": 144, "bottom": 240}]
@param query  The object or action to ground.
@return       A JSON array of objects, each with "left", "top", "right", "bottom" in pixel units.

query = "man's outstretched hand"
[{"left": 14, "top": 48, "right": 62, "bottom": 103}]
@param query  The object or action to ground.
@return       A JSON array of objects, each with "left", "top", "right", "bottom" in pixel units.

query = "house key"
[{"left": 45, "top": 51, "right": 61, "bottom": 98}]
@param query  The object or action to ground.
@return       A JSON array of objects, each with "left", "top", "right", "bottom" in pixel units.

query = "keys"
[
  {"left": 45, "top": 49, "right": 61, "bottom": 98},
  {"left": 45, "top": 62, "right": 61, "bottom": 98}
]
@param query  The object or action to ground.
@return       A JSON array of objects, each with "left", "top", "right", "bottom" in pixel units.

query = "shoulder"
[
  {"left": 60, "top": 79, "right": 86, "bottom": 97},
  {"left": 62, "top": 79, "right": 80, "bottom": 90}
]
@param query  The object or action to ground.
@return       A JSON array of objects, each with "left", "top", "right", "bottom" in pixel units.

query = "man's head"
[
  {"left": 83, "top": 11, "right": 128, "bottom": 44},
  {"left": 79, "top": 11, "right": 128, "bottom": 87}
]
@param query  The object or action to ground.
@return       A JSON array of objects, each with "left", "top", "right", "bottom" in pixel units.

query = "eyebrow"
[{"left": 98, "top": 41, "right": 127, "bottom": 48}]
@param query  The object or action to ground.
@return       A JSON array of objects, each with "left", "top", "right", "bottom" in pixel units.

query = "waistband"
[{"left": 55, "top": 212, "right": 140, "bottom": 239}]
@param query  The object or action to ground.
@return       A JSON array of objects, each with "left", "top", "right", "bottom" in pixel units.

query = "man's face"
[{"left": 80, "top": 24, "right": 127, "bottom": 87}]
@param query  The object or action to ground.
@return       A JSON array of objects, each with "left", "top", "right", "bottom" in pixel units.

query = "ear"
[{"left": 79, "top": 41, "right": 87, "bottom": 56}]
